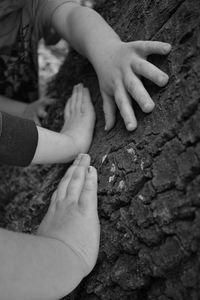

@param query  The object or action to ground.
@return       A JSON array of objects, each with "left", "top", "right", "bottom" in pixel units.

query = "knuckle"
[
  {"left": 126, "top": 79, "right": 135, "bottom": 95},
  {"left": 115, "top": 92, "right": 123, "bottom": 107},
  {"left": 137, "top": 60, "right": 145, "bottom": 72},
  {"left": 116, "top": 96, "right": 123, "bottom": 108},
  {"left": 132, "top": 40, "right": 142, "bottom": 50}
]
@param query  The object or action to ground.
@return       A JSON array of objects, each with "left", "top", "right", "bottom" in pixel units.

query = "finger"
[
  {"left": 79, "top": 166, "right": 98, "bottom": 212},
  {"left": 64, "top": 85, "right": 77, "bottom": 119},
  {"left": 114, "top": 81, "right": 137, "bottom": 131},
  {"left": 132, "top": 58, "right": 169, "bottom": 87},
  {"left": 101, "top": 90, "right": 116, "bottom": 131},
  {"left": 49, "top": 190, "right": 58, "bottom": 212},
  {"left": 34, "top": 115, "right": 41, "bottom": 126},
  {"left": 76, "top": 83, "right": 84, "bottom": 111},
  {"left": 42, "top": 97, "right": 57, "bottom": 106},
  {"left": 57, "top": 154, "right": 83, "bottom": 200},
  {"left": 70, "top": 84, "right": 81, "bottom": 111},
  {"left": 124, "top": 70, "right": 155, "bottom": 113},
  {"left": 83, "top": 87, "right": 91, "bottom": 103},
  {"left": 65, "top": 154, "right": 91, "bottom": 204},
  {"left": 38, "top": 107, "right": 48, "bottom": 118},
  {"left": 82, "top": 87, "right": 94, "bottom": 113},
  {"left": 132, "top": 41, "right": 171, "bottom": 57}
]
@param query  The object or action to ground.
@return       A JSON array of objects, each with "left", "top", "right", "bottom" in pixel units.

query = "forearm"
[
  {"left": 52, "top": 5, "right": 120, "bottom": 68},
  {"left": 0, "top": 229, "right": 84, "bottom": 300},
  {"left": 0, "top": 95, "right": 27, "bottom": 117},
  {"left": 0, "top": 113, "right": 78, "bottom": 166},
  {"left": 32, "top": 126, "right": 79, "bottom": 164}
]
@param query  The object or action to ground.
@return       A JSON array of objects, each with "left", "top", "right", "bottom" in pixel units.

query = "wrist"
[
  {"left": 90, "top": 38, "right": 122, "bottom": 72},
  {"left": 53, "top": 238, "right": 87, "bottom": 278},
  {"left": 60, "top": 127, "right": 82, "bottom": 157},
  {"left": 32, "top": 127, "right": 80, "bottom": 164}
]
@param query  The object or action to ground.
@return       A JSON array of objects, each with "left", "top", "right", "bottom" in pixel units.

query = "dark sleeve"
[{"left": 0, "top": 112, "right": 38, "bottom": 167}]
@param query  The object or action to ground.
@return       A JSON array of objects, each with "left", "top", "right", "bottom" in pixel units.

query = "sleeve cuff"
[{"left": 0, "top": 112, "right": 38, "bottom": 167}]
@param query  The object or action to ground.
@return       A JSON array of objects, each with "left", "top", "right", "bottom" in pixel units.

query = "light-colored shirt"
[{"left": 0, "top": 0, "right": 71, "bottom": 102}]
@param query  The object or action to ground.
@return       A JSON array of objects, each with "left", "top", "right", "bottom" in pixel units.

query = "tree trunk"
[{"left": 0, "top": 0, "right": 200, "bottom": 299}]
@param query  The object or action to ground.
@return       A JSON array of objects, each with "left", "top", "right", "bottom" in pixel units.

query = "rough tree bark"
[{"left": 0, "top": 0, "right": 200, "bottom": 299}]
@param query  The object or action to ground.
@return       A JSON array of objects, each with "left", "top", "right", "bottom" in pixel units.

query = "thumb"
[{"left": 101, "top": 90, "right": 116, "bottom": 131}]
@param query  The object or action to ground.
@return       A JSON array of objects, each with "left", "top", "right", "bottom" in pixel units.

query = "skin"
[
  {"left": 0, "top": 2, "right": 171, "bottom": 142},
  {"left": 23, "top": 96, "right": 57, "bottom": 125},
  {"left": 0, "top": 3, "right": 171, "bottom": 132},
  {"left": 38, "top": 153, "right": 100, "bottom": 276},
  {"left": 0, "top": 154, "right": 100, "bottom": 300},
  {"left": 51, "top": 2, "right": 171, "bottom": 131},
  {"left": 0, "top": 3, "right": 172, "bottom": 298},
  {"left": 31, "top": 83, "right": 95, "bottom": 164},
  {"left": 0, "top": 83, "right": 95, "bottom": 165},
  {"left": 0, "top": 95, "right": 55, "bottom": 126}
]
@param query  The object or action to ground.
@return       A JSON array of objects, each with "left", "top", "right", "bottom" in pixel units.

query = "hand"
[
  {"left": 23, "top": 96, "right": 56, "bottom": 125},
  {"left": 60, "top": 83, "right": 95, "bottom": 155},
  {"left": 97, "top": 40, "right": 171, "bottom": 131},
  {"left": 37, "top": 154, "right": 100, "bottom": 275}
]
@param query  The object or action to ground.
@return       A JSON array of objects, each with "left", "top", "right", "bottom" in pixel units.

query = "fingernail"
[
  {"left": 88, "top": 166, "right": 94, "bottom": 173},
  {"left": 77, "top": 153, "right": 83, "bottom": 160},
  {"left": 127, "top": 123, "right": 134, "bottom": 131},
  {"left": 160, "top": 74, "right": 169, "bottom": 85},
  {"left": 164, "top": 44, "right": 171, "bottom": 52},
  {"left": 104, "top": 125, "right": 107, "bottom": 131}
]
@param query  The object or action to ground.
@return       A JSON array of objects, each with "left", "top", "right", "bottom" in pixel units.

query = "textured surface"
[{"left": 0, "top": 0, "right": 200, "bottom": 299}]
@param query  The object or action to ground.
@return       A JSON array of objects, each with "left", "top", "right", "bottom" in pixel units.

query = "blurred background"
[{"left": 38, "top": 0, "right": 96, "bottom": 96}]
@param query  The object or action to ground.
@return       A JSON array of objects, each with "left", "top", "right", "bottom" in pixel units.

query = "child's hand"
[
  {"left": 23, "top": 96, "right": 56, "bottom": 125},
  {"left": 96, "top": 40, "right": 171, "bottom": 131},
  {"left": 60, "top": 84, "right": 95, "bottom": 155},
  {"left": 37, "top": 154, "right": 100, "bottom": 276}
]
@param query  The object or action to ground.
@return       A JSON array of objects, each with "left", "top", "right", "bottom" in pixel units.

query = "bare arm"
[
  {"left": 0, "top": 229, "right": 84, "bottom": 300},
  {"left": 32, "top": 84, "right": 94, "bottom": 164},
  {"left": 51, "top": 3, "right": 171, "bottom": 131},
  {"left": 32, "top": 126, "right": 79, "bottom": 164},
  {"left": 51, "top": 4, "right": 120, "bottom": 69},
  {"left": 0, "top": 85, "right": 94, "bottom": 166}
]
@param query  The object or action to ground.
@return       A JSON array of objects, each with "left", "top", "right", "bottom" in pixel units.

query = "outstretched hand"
[{"left": 97, "top": 40, "right": 171, "bottom": 131}]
